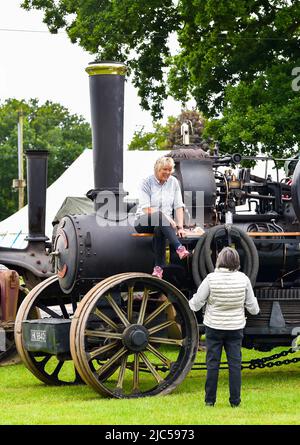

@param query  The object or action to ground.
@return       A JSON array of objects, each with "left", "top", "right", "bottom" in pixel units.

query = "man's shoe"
[
  {"left": 205, "top": 402, "right": 215, "bottom": 407},
  {"left": 176, "top": 245, "right": 190, "bottom": 260},
  {"left": 152, "top": 266, "right": 163, "bottom": 279}
]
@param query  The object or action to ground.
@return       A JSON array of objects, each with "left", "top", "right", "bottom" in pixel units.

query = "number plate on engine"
[{"left": 30, "top": 329, "right": 47, "bottom": 343}]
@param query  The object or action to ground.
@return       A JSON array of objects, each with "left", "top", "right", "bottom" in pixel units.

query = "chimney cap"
[
  {"left": 25, "top": 150, "right": 49, "bottom": 157},
  {"left": 86, "top": 62, "right": 127, "bottom": 77}
]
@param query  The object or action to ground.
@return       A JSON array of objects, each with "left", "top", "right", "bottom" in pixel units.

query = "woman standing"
[
  {"left": 189, "top": 247, "right": 260, "bottom": 407},
  {"left": 134, "top": 156, "right": 189, "bottom": 279}
]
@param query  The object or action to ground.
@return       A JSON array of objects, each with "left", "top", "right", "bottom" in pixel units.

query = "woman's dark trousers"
[
  {"left": 205, "top": 326, "right": 243, "bottom": 406},
  {"left": 134, "top": 211, "right": 181, "bottom": 267}
]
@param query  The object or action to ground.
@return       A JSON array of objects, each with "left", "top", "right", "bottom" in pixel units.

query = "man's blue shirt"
[{"left": 135, "top": 174, "right": 184, "bottom": 217}]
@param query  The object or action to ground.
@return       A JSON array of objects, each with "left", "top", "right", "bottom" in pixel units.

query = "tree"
[
  {"left": 22, "top": 0, "right": 180, "bottom": 120},
  {"left": 128, "top": 109, "right": 208, "bottom": 151},
  {"left": 167, "top": 109, "right": 207, "bottom": 148},
  {"left": 22, "top": 1, "right": 300, "bottom": 157},
  {"left": 170, "top": 0, "right": 300, "bottom": 159},
  {"left": 0, "top": 98, "right": 91, "bottom": 220},
  {"left": 128, "top": 122, "right": 172, "bottom": 151}
]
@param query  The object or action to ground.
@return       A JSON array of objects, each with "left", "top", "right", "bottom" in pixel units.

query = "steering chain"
[
  {"left": 133, "top": 347, "right": 300, "bottom": 373},
  {"left": 189, "top": 347, "right": 300, "bottom": 371}
]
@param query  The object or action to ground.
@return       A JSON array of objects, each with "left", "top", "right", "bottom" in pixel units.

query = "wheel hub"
[{"left": 122, "top": 324, "right": 149, "bottom": 352}]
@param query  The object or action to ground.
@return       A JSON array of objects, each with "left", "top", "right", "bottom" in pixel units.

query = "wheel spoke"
[
  {"left": 144, "top": 299, "right": 171, "bottom": 326},
  {"left": 33, "top": 353, "right": 52, "bottom": 371},
  {"left": 132, "top": 353, "right": 140, "bottom": 392},
  {"left": 137, "top": 288, "right": 149, "bottom": 325},
  {"left": 71, "top": 295, "right": 78, "bottom": 316},
  {"left": 51, "top": 360, "right": 64, "bottom": 379},
  {"left": 146, "top": 343, "right": 171, "bottom": 368},
  {"left": 140, "top": 351, "right": 163, "bottom": 383},
  {"left": 39, "top": 353, "right": 52, "bottom": 366},
  {"left": 35, "top": 303, "right": 62, "bottom": 318},
  {"left": 94, "top": 307, "right": 119, "bottom": 331},
  {"left": 127, "top": 286, "right": 134, "bottom": 323},
  {"left": 148, "top": 320, "right": 175, "bottom": 335},
  {"left": 87, "top": 341, "right": 119, "bottom": 361},
  {"left": 116, "top": 354, "right": 128, "bottom": 391},
  {"left": 105, "top": 293, "right": 130, "bottom": 327},
  {"left": 148, "top": 336, "right": 183, "bottom": 346},
  {"left": 85, "top": 330, "right": 122, "bottom": 340},
  {"left": 96, "top": 346, "right": 127, "bottom": 378},
  {"left": 57, "top": 295, "right": 69, "bottom": 318}
]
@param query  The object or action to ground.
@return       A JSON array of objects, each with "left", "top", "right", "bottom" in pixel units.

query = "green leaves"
[
  {"left": 0, "top": 98, "right": 91, "bottom": 220},
  {"left": 205, "top": 60, "right": 300, "bottom": 158},
  {"left": 128, "top": 110, "right": 206, "bottom": 151},
  {"left": 21, "top": 0, "right": 180, "bottom": 119},
  {"left": 21, "top": 1, "right": 300, "bottom": 155}
]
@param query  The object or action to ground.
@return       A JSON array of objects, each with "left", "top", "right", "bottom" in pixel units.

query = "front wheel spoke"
[
  {"left": 35, "top": 303, "right": 62, "bottom": 318},
  {"left": 105, "top": 294, "right": 130, "bottom": 327},
  {"left": 140, "top": 352, "right": 163, "bottom": 383},
  {"left": 35, "top": 353, "right": 52, "bottom": 369},
  {"left": 94, "top": 308, "right": 118, "bottom": 331},
  {"left": 87, "top": 341, "right": 118, "bottom": 361},
  {"left": 133, "top": 353, "right": 140, "bottom": 392},
  {"left": 57, "top": 296, "right": 69, "bottom": 318},
  {"left": 51, "top": 360, "right": 64, "bottom": 378},
  {"left": 148, "top": 320, "right": 175, "bottom": 335},
  {"left": 146, "top": 343, "right": 171, "bottom": 368},
  {"left": 148, "top": 336, "right": 183, "bottom": 346},
  {"left": 85, "top": 330, "right": 122, "bottom": 340},
  {"left": 144, "top": 300, "right": 171, "bottom": 326},
  {"left": 96, "top": 346, "right": 127, "bottom": 378},
  {"left": 116, "top": 355, "right": 128, "bottom": 390},
  {"left": 71, "top": 295, "right": 78, "bottom": 315},
  {"left": 137, "top": 288, "right": 149, "bottom": 325},
  {"left": 74, "top": 367, "right": 83, "bottom": 383}
]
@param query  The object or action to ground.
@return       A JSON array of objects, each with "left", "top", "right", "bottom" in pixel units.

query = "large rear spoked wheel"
[
  {"left": 14, "top": 275, "right": 82, "bottom": 385},
  {"left": 70, "top": 273, "right": 198, "bottom": 398}
]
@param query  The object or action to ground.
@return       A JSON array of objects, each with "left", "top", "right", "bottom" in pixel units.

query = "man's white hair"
[{"left": 154, "top": 156, "right": 175, "bottom": 174}]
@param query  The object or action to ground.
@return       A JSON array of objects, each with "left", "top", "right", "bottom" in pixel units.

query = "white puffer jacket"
[{"left": 189, "top": 268, "right": 260, "bottom": 330}]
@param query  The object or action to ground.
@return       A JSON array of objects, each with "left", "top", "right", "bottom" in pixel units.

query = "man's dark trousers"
[{"left": 205, "top": 326, "right": 244, "bottom": 406}]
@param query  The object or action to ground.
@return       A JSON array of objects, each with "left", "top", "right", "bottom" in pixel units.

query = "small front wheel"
[{"left": 14, "top": 276, "right": 83, "bottom": 385}]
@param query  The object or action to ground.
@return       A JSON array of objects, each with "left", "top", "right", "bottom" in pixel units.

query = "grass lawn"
[{"left": 0, "top": 347, "right": 299, "bottom": 425}]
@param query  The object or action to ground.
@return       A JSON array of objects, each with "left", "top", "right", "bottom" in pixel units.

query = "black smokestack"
[
  {"left": 25, "top": 150, "right": 49, "bottom": 242},
  {"left": 85, "top": 62, "right": 127, "bottom": 212}
]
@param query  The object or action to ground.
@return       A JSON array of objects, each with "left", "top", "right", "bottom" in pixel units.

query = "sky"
[{"left": 0, "top": 0, "right": 182, "bottom": 148}]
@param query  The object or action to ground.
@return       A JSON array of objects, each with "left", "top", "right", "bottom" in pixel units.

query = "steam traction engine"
[{"left": 14, "top": 62, "right": 300, "bottom": 398}]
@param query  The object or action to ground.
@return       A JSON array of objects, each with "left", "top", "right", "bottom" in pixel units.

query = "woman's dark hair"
[{"left": 216, "top": 247, "right": 240, "bottom": 271}]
